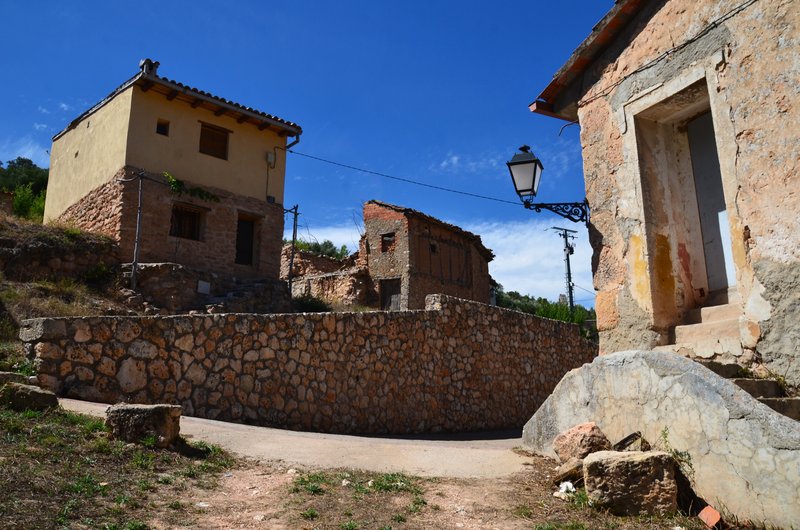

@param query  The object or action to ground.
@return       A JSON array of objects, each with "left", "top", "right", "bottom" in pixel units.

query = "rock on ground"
[
  {"left": 106, "top": 403, "right": 181, "bottom": 448},
  {"left": 0, "top": 382, "right": 58, "bottom": 411},
  {"left": 521, "top": 350, "right": 800, "bottom": 528},
  {"left": 552, "top": 422, "right": 611, "bottom": 461},
  {"left": 584, "top": 450, "right": 677, "bottom": 516}
]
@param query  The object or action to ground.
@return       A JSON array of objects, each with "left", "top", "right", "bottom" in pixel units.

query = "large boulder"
[
  {"left": 583, "top": 450, "right": 677, "bottom": 516},
  {"left": 522, "top": 350, "right": 800, "bottom": 528},
  {"left": 552, "top": 422, "right": 611, "bottom": 461},
  {"left": 0, "top": 382, "right": 58, "bottom": 411},
  {"left": 106, "top": 403, "right": 181, "bottom": 448}
]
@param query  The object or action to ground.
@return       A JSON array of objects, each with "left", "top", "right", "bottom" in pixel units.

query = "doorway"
[
  {"left": 687, "top": 112, "right": 736, "bottom": 297},
  {"left": 235, "top": 217, "right": 256, "bottom": 266},
  {"left": 380, "top": 279, "right": 402, "bottom": 310}
]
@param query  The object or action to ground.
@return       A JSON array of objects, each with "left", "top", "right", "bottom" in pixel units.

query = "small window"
[
  {"left": 381, "top": 232, "right": 396, "bottom": 253},
  {"left": 169, "top": 205, "right": 203, "bottom": 241},
  {"left": 156, "top": 119, "right": 170, "bottom": 136},
  {"left": 430, "top": 243, "right": 438, "bottom": 254},
  {"left": 199, "top": 123, "right": 229, "bottom": 159}
]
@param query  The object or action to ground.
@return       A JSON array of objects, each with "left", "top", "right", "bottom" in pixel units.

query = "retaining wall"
[{"left": 21, "top": 295, "right": 597, "bottom": 434}]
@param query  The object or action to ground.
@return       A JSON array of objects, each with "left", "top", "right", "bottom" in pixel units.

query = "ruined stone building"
[
  {"left": 530, "top": 0, "right": 799, "bottom": 384},
  {"left": 45, "top": 59, "right": 302, "bottom": 284},
  {"left": 283, "top": 200, "right": 495, "bottom": 310}
]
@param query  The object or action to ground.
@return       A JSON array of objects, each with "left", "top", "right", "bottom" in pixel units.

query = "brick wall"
[
  {"left": 58, "top": 167, "right": 285, "bottom": 281},
  {"left": 22, "top": 295, "right": 597, "bottom": 434}
]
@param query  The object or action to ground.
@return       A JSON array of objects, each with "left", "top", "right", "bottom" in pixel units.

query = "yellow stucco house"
[{"left": 46, "top": 59, "right": 302, "bottom": 281}]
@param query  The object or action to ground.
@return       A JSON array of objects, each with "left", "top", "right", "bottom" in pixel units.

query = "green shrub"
[
  {"left": 12, "top": 183, "right": 46, "bottom": 222},
  {"left": 293, "top": 294, "right": 332, "bottom": 313}
]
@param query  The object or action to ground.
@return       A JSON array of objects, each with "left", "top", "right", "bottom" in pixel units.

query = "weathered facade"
[
  {"left": 46, "top": 59, "right": 302, "bottom": 281},
  {"left": 284, "top": 201, "right": 495, "bottom": 310},
  {"left": 531, "top": 0, "right": 800, "bottom": 384}
]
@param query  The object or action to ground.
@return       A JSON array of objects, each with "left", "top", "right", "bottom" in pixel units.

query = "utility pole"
[
  {"left": 285, "top": 205, "right": 299, "bottom": 293},
  {"left": 552, "top": 226, "right": 577, "bottom": 315}
]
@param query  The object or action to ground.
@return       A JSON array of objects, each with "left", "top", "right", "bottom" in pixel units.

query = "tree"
[
  {"left": 0, "top": 158, "right": 49, "bottom": 222},
  {"left": 284, "top": 238, "right": 350, "bottom": 260},
  {"left": 494, "top": 284, "right": 596, "bottom": 327},
  {"left": 0, "top": 157, "right": 49, "bottom": 194}
]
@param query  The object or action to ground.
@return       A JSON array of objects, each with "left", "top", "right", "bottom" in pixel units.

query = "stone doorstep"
[
  {"left": 732, "top": 378, "right": 785, "bottom": 398},
  {"left": 695, "top": 360, "right": 744, "bottom": 379},
  {"left": 682, "top": 302, "right": 741, "bottom": 325},
  {"left": 758, "top": 397, "right": 800, "bottom": 421},
  {"left": 674, "top": 318, "right": 740, "bottom": 344}
]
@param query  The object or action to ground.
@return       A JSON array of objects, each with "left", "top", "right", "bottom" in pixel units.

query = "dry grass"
[{"left": 0, "top": 405, "right": 234, "bottom": 530}]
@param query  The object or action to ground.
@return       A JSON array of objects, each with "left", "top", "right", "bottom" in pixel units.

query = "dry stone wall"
[{"left": 21, "top": 295, "right": 597, "bottom": 434}]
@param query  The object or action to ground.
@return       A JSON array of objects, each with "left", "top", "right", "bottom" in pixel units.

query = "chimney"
[{"left": 138, "top": 58, "right": 160, "bottom": 76}]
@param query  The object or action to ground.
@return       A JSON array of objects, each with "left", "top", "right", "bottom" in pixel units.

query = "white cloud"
[
  {"left": 284, "top": 216, "right": 595, "bottom": 307},
  {"left": 33, "top": 123, "right": 48, "bottom": 131},
  {"left": 435, "top": 150, "right": 505, "bottom": 175},
  {"left": 0, "top": 136, "right": 50, "bottom": 167},
  {"left": 37, "top": 106, "right": 50, "bottom": 114},
  {"left": 464, "top": 218, "right": 595, "bottom": 306},
  {"left": 59, "top": 102, "right": 71, "bottom": 111}
]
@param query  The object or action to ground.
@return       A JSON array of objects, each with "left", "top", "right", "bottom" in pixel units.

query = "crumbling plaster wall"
[{"left": 573, "top": 0, "right": 799, "bottom": 382}]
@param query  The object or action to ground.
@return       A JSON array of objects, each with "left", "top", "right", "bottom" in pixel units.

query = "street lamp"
[{"left": 507, "top": 145, "right": 589, "bottom": 224}]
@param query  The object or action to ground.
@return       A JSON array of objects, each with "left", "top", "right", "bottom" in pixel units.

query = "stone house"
[
  {"left": 284, "top": 200, "right": 495, "bottom": 310},
  {"left": 530, "top": 1, "right": 799, "bottom": 383},
  {"left": 45, "top": 59, "right": 302, "bottom": 282}
]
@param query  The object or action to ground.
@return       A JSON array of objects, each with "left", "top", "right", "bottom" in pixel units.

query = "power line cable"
[
  {"left": 574, "top": 283, "right": 596, "bottom": 295},
  {"left": 579, "top": 0, "right": 759, "bottom": 108},
  {"left": 283, "top": 148, "right": 522, "bottom": 206}
]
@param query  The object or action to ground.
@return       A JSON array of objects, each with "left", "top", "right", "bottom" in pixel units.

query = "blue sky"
[{"left": 0, "top": 1, "right": 613, "bottom": 305}]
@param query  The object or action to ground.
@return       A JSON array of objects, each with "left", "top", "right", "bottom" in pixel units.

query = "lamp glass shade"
[{"left": 507, "top": 150, "right": 543, "bottom": 198}]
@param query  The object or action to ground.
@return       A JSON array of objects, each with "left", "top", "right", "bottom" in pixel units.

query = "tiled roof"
[
  {"left": 367, "top": 200, "right": 495, "bottom": 261},
  {"left": 54, "top": 59, "right": 302, "bottom": 140}
]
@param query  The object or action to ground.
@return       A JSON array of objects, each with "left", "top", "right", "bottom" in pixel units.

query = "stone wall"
[
  {"left": 280, "top": 245, "right": 349, "bottom": 278},
  {"left": 564, "top": 0, "right": 800, "bottom": 382},
  {"left": 0, "top": 222, "right": 119, "bottom": 283},
  {"left": 21, "top": 295, "right": 597, "bottom": 434},
  {"left": 58, "top": 167, "right": 286, "bottom": 281},
  {"left": 128, "top": 263, "right": 292, "bottom": 314}
]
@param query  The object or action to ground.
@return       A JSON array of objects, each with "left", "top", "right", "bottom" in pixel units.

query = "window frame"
[
  {"left": 198, "top": 121, "right": 230, "bottom": 160},
  {"left": 169, "top": 203, "right": 206, "bottom": 241}
]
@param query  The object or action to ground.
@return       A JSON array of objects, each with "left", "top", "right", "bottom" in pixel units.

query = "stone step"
[
  {"left": 695, "top": 360, "right": 745, "bottom": 378},
  {"left": 759, "top": 397, "right": 800, "bottom": 421},
  {"left": 674, "top": 318, "right": 739, "bottom": 344},
  {"left": 732, "top": 378, "right": 786, "bottom": 398},
  {"left": 683, "top": 303, "right": 741, "bottom": 325},
  {"left": 705, "top": 288, "right": 741, "bottom": 307},
  {"left": 652, "top": 335, "right": 743, "bottom": 360}
]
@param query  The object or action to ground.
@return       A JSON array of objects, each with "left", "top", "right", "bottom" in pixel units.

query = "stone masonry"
[
  {"left": 21, "top": 295, "right": 597, "bottom": 434},
  {"left": 532, "top": 0, "right": 800, "bottom": 384},
  {"left": 58, "top": 167, "right": 285, "bottom": 281}
]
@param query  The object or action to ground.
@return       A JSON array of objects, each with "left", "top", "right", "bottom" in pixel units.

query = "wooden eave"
[{"left": 529, "top": 0, "right": 646, "bottom": 121}]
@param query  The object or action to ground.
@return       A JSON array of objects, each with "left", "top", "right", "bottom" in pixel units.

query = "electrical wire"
[
  {"left": 574, "top": 283, "right": 596, "bottom": 296},
  {"left": 282, "top": 148, "right": 523, "bottom": 206},
  {"left": 579, "top": 0, "right": 760, "bottom": 108}
]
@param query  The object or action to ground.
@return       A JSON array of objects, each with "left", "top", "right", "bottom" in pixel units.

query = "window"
[
  {"left": 381, "top": 232, "right": 396, "bottom": 253},
  {"left": 430, "top": 243, "right": 438, "bottom": 254},
  {"left": 199, "top": 122, "right": 229, "bottom": 159},
  {"left": 169, "top": 205, "right": 204, "bottom": 241},
  {"left": 156, "top": 119, "right": 170, "bottom": 136}
]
